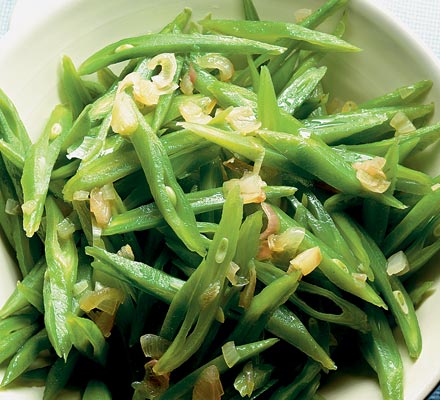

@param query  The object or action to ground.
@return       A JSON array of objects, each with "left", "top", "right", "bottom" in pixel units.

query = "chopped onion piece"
[
  {"left": 234, "top": 361, "right": 254, "bottom": 397},
  {"left": 225, "top": 106, "right": 261, "bottom": 134},
  {"left": 101, "top": 184, "right": 116, "bottom": 201},
  {"left": 117, "top": 244, "right": 135, "bottom": 261},
  {"left": 260, "top": 203, "right": 280, "bottom": 241},
  {"left": 5, "top": 198, "right": 20, "bottom": 215},
  {"left": 390, "top": 111, "right": 416, "bottom": 135},
  {"left": 111, "top": 91, "right": 139, "bottom": 135},
  {"left": 387, "top": 251, "right": 409, "bottom": 276},
  {"left": 180, "top": 71, "right": 194, "bottom": 95},
  {"left": 223, "top": 171, "right": 267, "bottom": 204},
  {"left": 135, "top": 359, "right": 170, "bottom": 399},
  {"left": 222, "top": 341, "right": 239, "bottom": 368},
  {"left": 73, "top": 280, "right": 89, "bottom": 297},
  {"left": 79, "top": 287, "right": 125, "bottom": 314},
  {"left": 239, "top": 264, "right": 256, "bottom": 309},
  {"left": 226, "top": 261, "right": 247, "bottom": 287},
  {"left": 341, "top": 100, "right": 358, "bottom": 113},
  {"left": 140, "top": 334, "right": 171, "bottom": 359},
  {"left": 90, "top": 187, "right": 113, "bottom": 227},
  {"left": 147, "top": 53, "right": 179, "bottom": 90},
  {"left": 432, "top": 183, "right": 440, "bottom": 192},
  {"left": 199, "top": 281, "right": 221, "bottom": 309},
  {"left": 268, "top": 227, "right": 305, "bottom": 253},
  {"left": 288, "top": 246, "right": 322, "bottom": 275},
  {"left": 179, "top": 100, "right": 213, "bottom": 124},
  {"left": 89, "top": 309, "right": 116, "bottom": 338},
  {"left": 197, "top": 53, "right": 234, "bottom": 82},
  {"left": 72, "top": 190, "right": 89, "bottom": 201},
  {"left": 57, "top": 217, "right": 76, "bottom": 239},
  {"left": 21, "top": 200, "right": 37, "bottom": 216},
  {"left": 294, "top": 8, "right": 312, "bottom": 22},
  {"left": 398, "top": 86, "right": 415, "bottom": 99},
  {"left": 353, "top": 157, "right": 391, "bottom": 193},
  {"left": 193, "top": 365, "right": 224, "bottom": 400}
]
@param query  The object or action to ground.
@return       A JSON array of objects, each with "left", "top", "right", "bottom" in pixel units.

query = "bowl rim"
[{"left": 0, "top": 0, "right": 439, "bottom": 398}]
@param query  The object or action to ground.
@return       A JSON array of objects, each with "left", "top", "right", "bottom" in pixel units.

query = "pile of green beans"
[{"left": 0, "top": 0, "right": 439, "bottom": 399}]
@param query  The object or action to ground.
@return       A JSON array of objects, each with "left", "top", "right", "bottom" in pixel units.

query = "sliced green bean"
[
  {"left": 83, "top": 380, "right": 112, "bottom": 400},
  {"left": 158, "top": 338, "right": 279, "bottom": 400},
  {"left": 21, "top": 104, "right": 72, "bottom": 237},
  {"left": 199, "top": 19, "right": 360, "bottom": 52},
  {"left": 43, "top": 195, "right": 78, "bottom": 359},
  {"left": 103, "top": 186, "right": 296, "bottom": 236},
  {"left": 154, "top": 186, "right": 242, "bottom": 374},
  {"left": 360, "top": 304, "right": 403, "bottom": 400},
  {"left": 0, "top": 328, "right": 51, "bottom": 387},
  {"left": 79, "top": 33, "right": 285, "bottom": 75}
]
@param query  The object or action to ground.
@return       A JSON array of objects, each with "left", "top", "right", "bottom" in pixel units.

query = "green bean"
[
  {"left": 86, "top": 245, "right": 335, "bottom": 370},
  {"left": 405, "top": 225, "right": 440, "bottom": 275},
  {"left": 158, "top": 338, "right": 279, "bottom": 400},
  {"left": 0, "top": 137, "right": 25, "bottom": 168},
  {"left": 83, "top": 380, "right": 112, "bottom": 400},
  {"left": 382, "top": 187, "right": 440, "bottom": 256},
  {"left": 0, "top": 157, "right": 42, "bottom": 276},
  {"left": 337, "top": 122, "right": 440, "bottom": 158},
  {"left": 61, "top": 55, "right": 93, "bottom": 119},
  {"left": 258, "top": 66, "right": 283, "bottom": 131},
  {"left": 349, "top": 217, "right": 422, "bottom": 358},
  {"left": 79, "top": 33, "right": 285, "bottom": 75},
  {"left": 179, "top": 122, "right": 311, "bottom": 178},
  {"left": 0, "top": 316, "right": 40, "bottom": 365},
  {"left": 407, "top": 281, "right": 434, "bottom": 308},
  {"left": 304, "top": 104, "right": 434, "bottom": 145},
  {"left": 67, "top": 314, "right": 108, "bottom": 365},
  {"left": 359, "top": 80, "right": 433, "bottom": 108},
  {"left": 151, "top": 57, "right": 183, "bottom": 135},
  {"left": 126, "top": 107, "right": 206, "bottom": 255},
  {"left": 21, "top": 104, "right": 72, "bottom": 237},
  {"left": 0, "top": 260, "right": 45, "bottom": 319},
  {"left": 242, "top": 0, "right": 260, "bottom": 21},
  {"left": 359, "top": 304, "right": 403, "bottom": 400},
  {"left": 0, "top": 328, "right": 51, "bottom": 387},
  {"left": 43, "top": 349, "right": 80, "bottom": 400},
  {"left": 288, "top": 192, "right": 361, "bottom": 272},
  {"left": 43, "top": 195, "right": 78, "bottom": 359},
  {"left": 153, "top": 186, "right": 242, "bottom": 374},
  {"left": 199, "top": 19, "right": 359, "bottom": 53},
  {"left": 278, "top": 67, "right": 327, "bottom": 115},
  {"left": 333, "top": 146, "right": 434, "bottom": 195},
  {"left": 255, "top": 260, "right": 369, "bottom": 332},
  {"left": 0, "top": 88, "right": 31, "bottom": 153},
  {"left": 265, "top": 306, "right": 335, "bottom": 370},
  {"left": 229, "top": 271, "right": 302, "bottom": 344},
  {"left": 259, "top": 130, "right": 404, "bottom": 209},
  {"left": 103, "top": 185, "right": 296, "bottom": 236},
  {"left": 60, "top": 104, "right": 92, "bottom": 154},
  {"left": 271, "top": 205, "right": 386, "bottom": 308},
  {"left": 330, "top": 211, "right": 373, "bottom": 279}
]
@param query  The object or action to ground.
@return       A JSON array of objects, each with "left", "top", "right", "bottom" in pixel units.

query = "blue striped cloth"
[
  {"left": 0, "top": 0, "right": 15, "bottom": 35},
  {"left": 0, "top": 0, "right": 439, "bottom": 399}
]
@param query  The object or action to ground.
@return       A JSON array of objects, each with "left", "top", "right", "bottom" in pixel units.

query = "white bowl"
[{"left": 0, "top": 0, "right": 439, "bottom": 399}]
